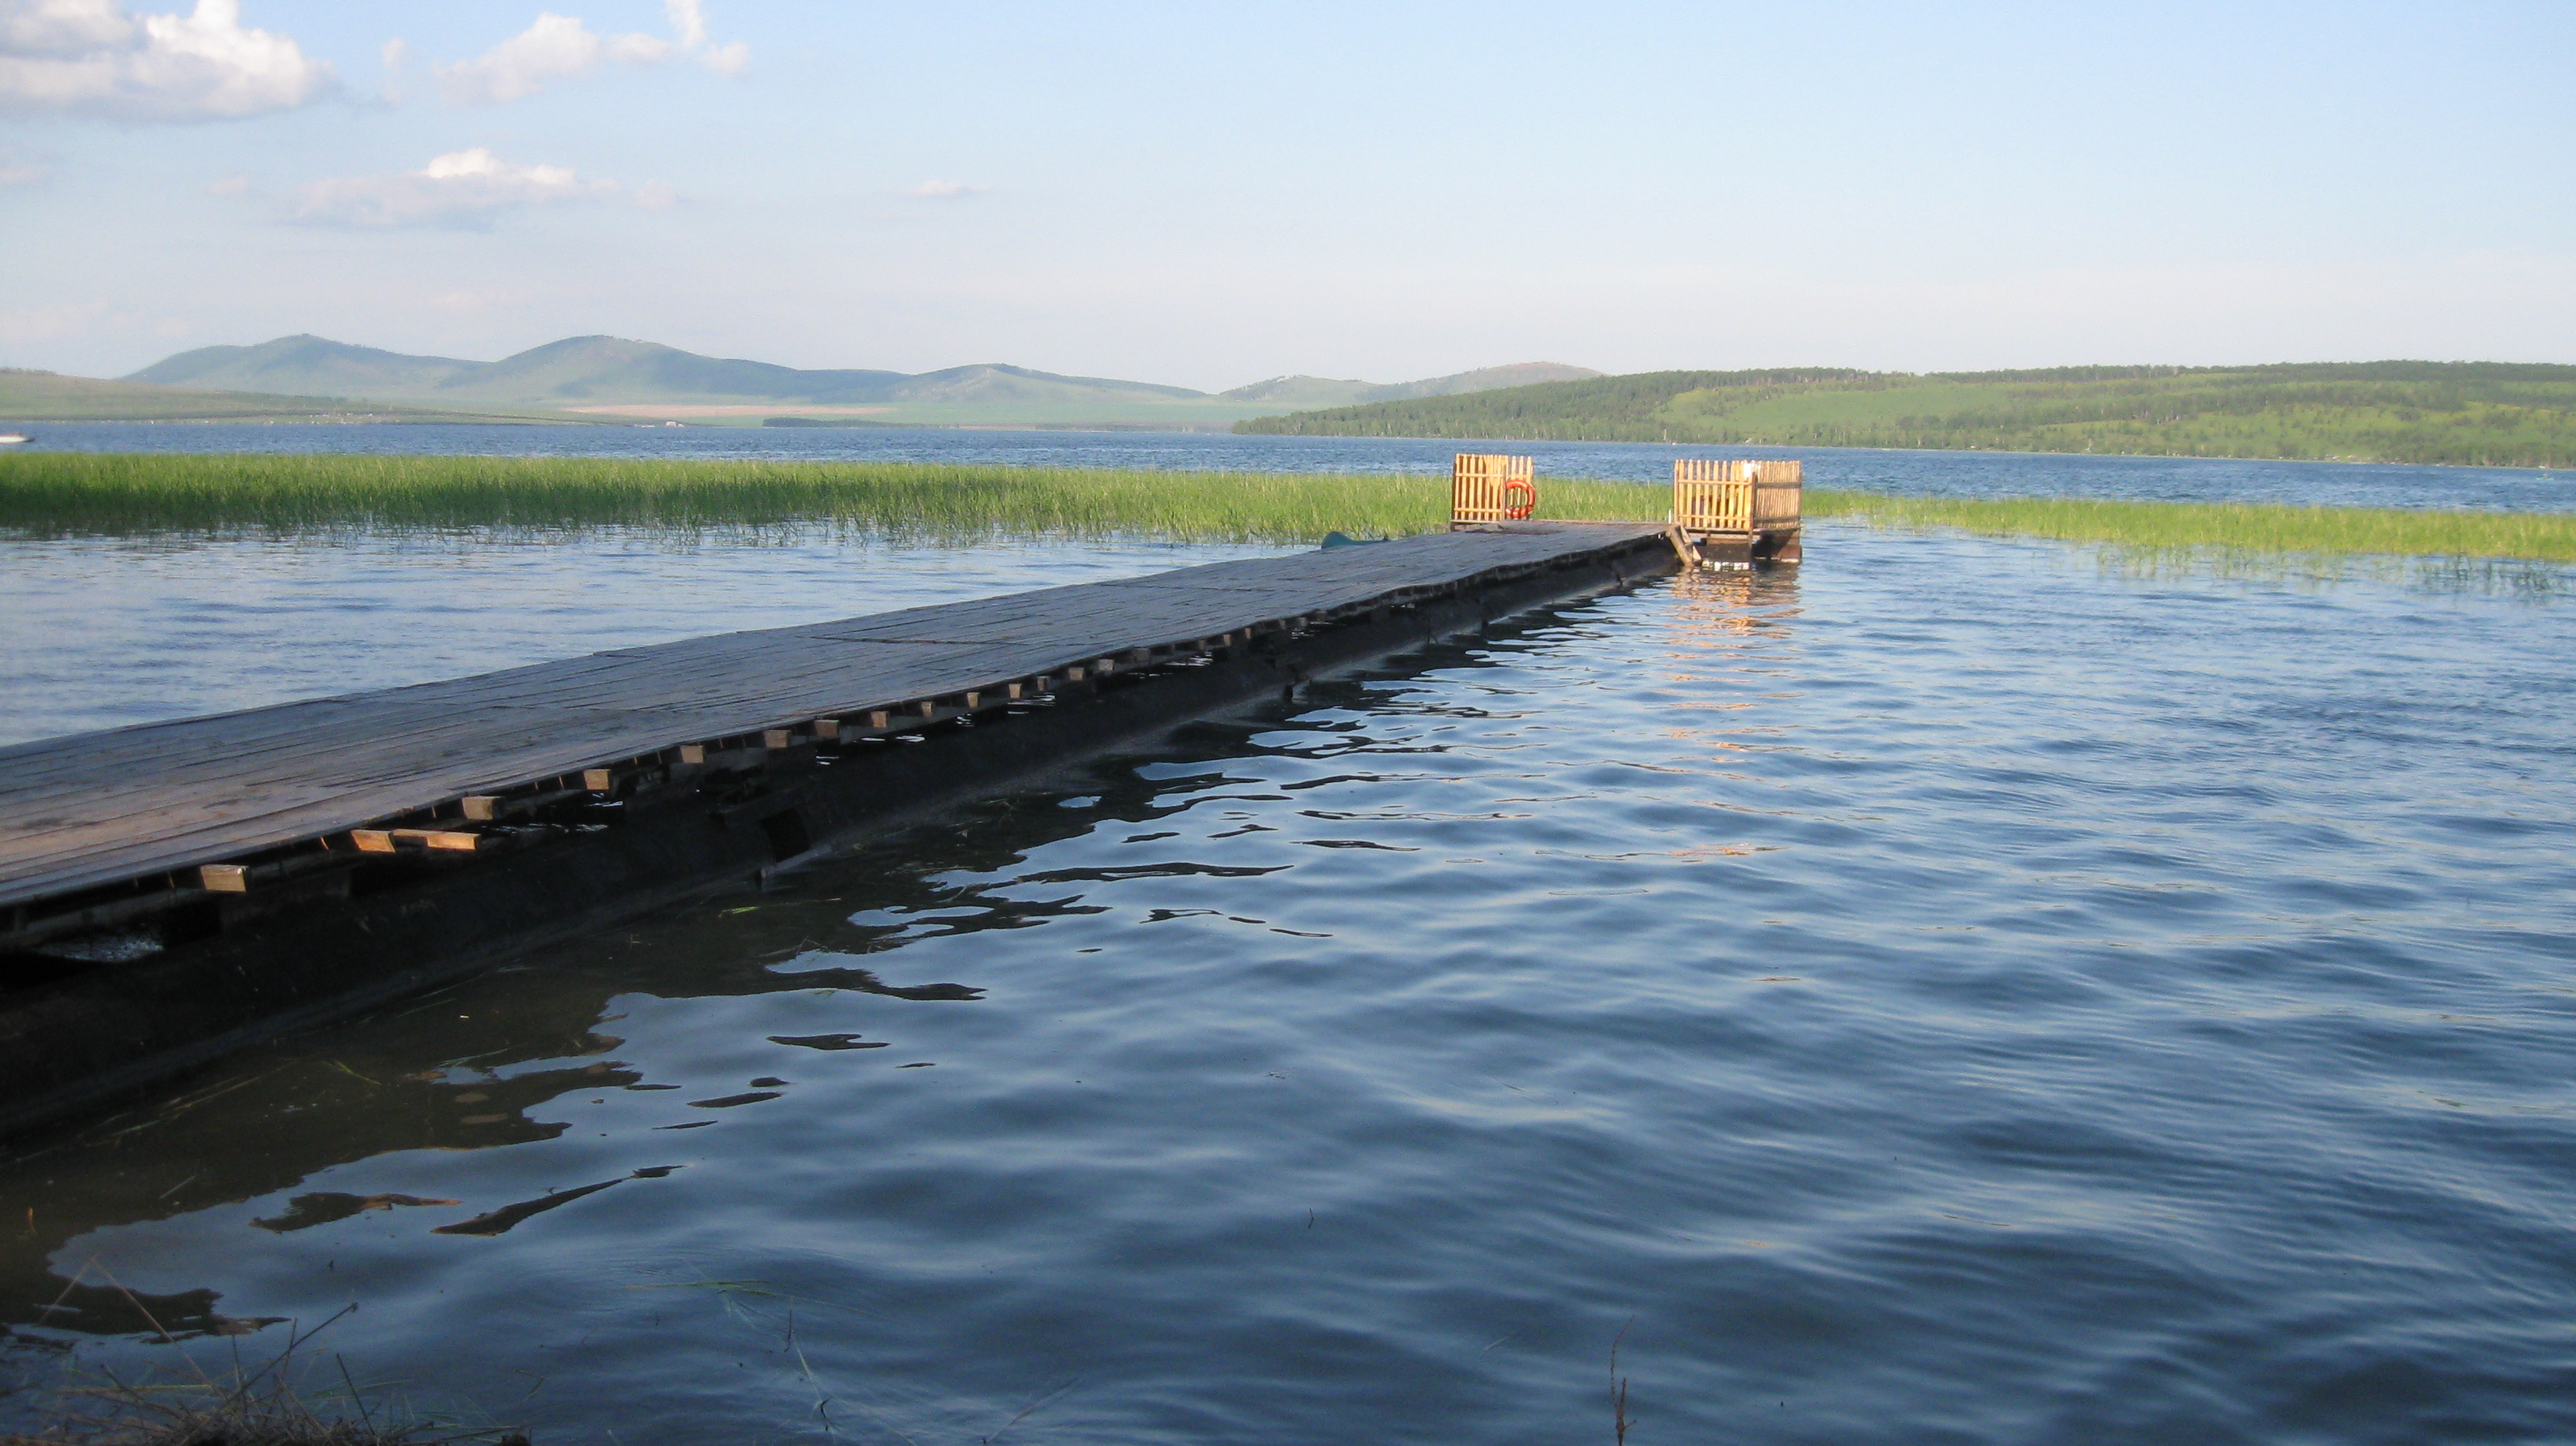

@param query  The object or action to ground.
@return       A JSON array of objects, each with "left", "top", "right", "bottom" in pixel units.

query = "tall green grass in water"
[
  {"left": 2, "top": 454, "right": 2568, "bottom": 565},
  {"left": 0, "top": 453, "right": 1661, "bottom": 542},
  {"left": 1808, "top": 488, "right": 2576, "bottom": 564}
]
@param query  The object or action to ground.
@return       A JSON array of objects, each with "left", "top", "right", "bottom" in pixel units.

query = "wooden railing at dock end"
[
  {"left": 1672, "top": 459, "right": 1803, "bottom": 564},
  {"left": 1452, "top": 454, "right": 1537, "bottom": 525}
]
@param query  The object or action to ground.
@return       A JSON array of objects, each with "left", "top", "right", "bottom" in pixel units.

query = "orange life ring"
[{"left": 1503, "top": 481, "right": 1536, "bottom": 519}]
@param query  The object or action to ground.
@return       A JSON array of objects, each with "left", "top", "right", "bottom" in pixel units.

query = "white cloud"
[
  {"left": 376, "top": 35, "right": 405, "bottom": 101},
  {"left": 904, "top": 180, "right": 986, "bottom": 200},
  {"left": 0, "top": 0, "right": 332, "bottom": 120},
  {"left": 434, "top": 12, "right": 597, "bottom": 104},
  {"left": 1, "top": 0, "right": 130, "bottom": 54},
  {"left": 436, "top": 3, "right": 744, "bottom": 105},
  {"left": 292, "top": 147, "right": 622, "bottom": 229},
  {"left": 203, "top": 169, "right": 247, "bottom": 193},
  {"left": 0, "top": 159, "right": 44, "bottom": 184},
  {"left": 664, "top": 0, "right": 743, "bottom": 73},
  {"left": 606, "top": 34, "right": 667, "bottom": 64},
  {"left": 664, "top": 0, "right": 704, "bottom": 48}
]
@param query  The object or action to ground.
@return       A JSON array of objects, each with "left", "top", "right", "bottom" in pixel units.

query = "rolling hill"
[
  {"left": 1234, "top": 363, "right": 2576, "bottom": 469},
  {"left": 120, "top": 335, "right": 1598, "bottom": 429},
  {"left": 1217, "top": 362, "right": 1602, "bottom": 408},
  {"left": 129, "top": 334, "right": 1208, "bottom": 410},
  {"left": 126, "top": 335, "right": 484, "bottom": 398}
]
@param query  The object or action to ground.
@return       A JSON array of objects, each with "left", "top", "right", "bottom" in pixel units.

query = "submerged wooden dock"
[{"left": 0, "top": 520, "right": 1674, "bottom": 1135}]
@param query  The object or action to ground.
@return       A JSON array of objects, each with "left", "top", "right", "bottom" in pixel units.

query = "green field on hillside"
[{"left": 1237, "top": 362, "right": 2576, "bottom": 469}]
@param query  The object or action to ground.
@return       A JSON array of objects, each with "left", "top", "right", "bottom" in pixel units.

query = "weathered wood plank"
[{"left": 0, "top": 523, "right": 1663, "bottom": 908}]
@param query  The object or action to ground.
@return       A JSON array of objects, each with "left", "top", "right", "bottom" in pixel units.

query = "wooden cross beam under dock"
[{"left": 0, "top": 520, "right": 1674, "bottom": 1137}]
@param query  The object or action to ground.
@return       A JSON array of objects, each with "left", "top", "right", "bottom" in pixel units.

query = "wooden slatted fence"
[
  {"left": 1452, "top": 454, "right": 1537, "bottom": 524},
  {"left": 1673, "top": 459, "right": 1802, "bottom": 534}
]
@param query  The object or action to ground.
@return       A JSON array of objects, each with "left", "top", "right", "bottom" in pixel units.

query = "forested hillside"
[{"left": 1235, "top": 363, "right": 2576, "bottom": 468}]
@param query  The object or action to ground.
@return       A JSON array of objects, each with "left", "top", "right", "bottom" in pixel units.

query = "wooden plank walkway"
[{"left": 0, "top": 523, "right": 1664, "bottom": 914}]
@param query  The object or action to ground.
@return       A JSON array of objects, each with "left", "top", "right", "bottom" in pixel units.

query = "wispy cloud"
[
  {"left": 904, "top": 180, "right": 986, "bottom": 200},
  {"left": 661, "top": 0, "right": 742, "bottom": 73},
  {"left": 375, "top": 34, "right": 406, "bottom": 101},
  {"left": 0, "top": 0, "right": 334, "bottom": 121},
  {"left": 434, "top": 13, "right": 619, "bottom": 105},
  {"left": 665, "top": 0, "right": 704, "bottom": 47},
  {"left": 436, "top": 1, "right": 743, "bottom": 105},
  {"left": 291, "top": 147, "right": 623, "bottom": 229},
  {"left": 1, "top": 0, "right": 131, "bottom": 52}
]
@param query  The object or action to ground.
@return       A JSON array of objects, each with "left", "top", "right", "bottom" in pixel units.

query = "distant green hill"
[
  {"left": 0, "top": 369, "right": 563, "bottom": 425},
  {"left": 129, "top": 334, "right": 1208, "bottom": 409},
  {"left": 129, "top": 335, "right": 485, "bottom": 396},
  {"left": 117, "top": 335, "right": 1605, "bottom": 429},
  {"left": 1218, "top": 362, "right": 1602, "bottom": 407},
  {"left": 1235, "top": 362, "right": 2576, "bottom": 468}
]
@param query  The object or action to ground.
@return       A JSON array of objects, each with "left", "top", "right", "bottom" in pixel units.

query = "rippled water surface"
[{"left": 4, "top": 514, "right": 2573, "bottom": 1444}]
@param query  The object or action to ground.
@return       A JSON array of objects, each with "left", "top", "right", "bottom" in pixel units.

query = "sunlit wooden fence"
[
  {"left": 1673, "top": 459, "right": 1802, "bottom": 534},
  {"left": 1451, "top": 454, "right": 1537, "bottom": 524}
]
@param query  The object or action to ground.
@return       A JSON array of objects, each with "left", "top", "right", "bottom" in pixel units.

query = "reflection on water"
[{"left": 5, "top": 530, "right": 2576, "bottom": 1444}]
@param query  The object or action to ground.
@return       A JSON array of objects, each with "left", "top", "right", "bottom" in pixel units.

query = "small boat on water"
[{"left": 0, "top": 432, "right": 29, "bottom": 445}]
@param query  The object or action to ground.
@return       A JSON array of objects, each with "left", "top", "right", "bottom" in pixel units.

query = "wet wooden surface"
[{"left": 0, "top": 523, "right": 1665, "bottom": 909}]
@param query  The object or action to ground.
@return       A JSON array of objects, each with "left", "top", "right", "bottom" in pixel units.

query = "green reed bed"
[
  {"left": 1807, "top": 488, "right": 2576, "bottom": 564},
  {"left": 0, "top": 452, "right": 1661, "bottom": 542},
  {"left": 6, "top": 455, "right": 2568, "bottom": 567}
]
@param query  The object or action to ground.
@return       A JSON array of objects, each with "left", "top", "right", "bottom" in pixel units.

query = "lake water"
[{"left": 2, "top": 443, "right": 2574, "bottom": 1444}]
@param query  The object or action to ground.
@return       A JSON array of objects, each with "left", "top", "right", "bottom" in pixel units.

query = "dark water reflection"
[{"left": 5, "top": 531, "right": 2575, "bottom": 1444}]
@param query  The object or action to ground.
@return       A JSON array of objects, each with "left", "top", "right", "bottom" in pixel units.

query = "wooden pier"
[
  {"left": 1672, "top": 459, "right": 1803, "bottom": 565},
  {"left": 1444, "top": 452, "right": 1805, "bottom": 567},
  {"left": 0, "top": 520, "right": 1673, "bottom": 1135}
]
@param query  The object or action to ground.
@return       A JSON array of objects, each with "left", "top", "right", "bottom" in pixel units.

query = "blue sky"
[{"left": 3, "top": 0, "right": 2570, "bottom": 387}]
